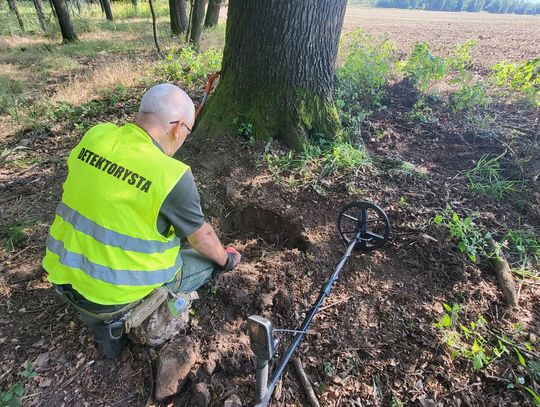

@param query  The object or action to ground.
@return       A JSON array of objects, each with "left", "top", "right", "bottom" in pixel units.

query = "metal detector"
[{"left": 247, "top": 201, "right": 391, "bottom": 406}]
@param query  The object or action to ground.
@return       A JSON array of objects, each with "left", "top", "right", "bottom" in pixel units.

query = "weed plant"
[
  {"left": 463, "top": 152, "right": 522, "bottom": 199},
  {"left": 434, "top": 209, "right": 491, "bottom": 262},
  {"left": 397, "top": 42, "right": 446, "bottom": 93},
  {"left": 434, "top": 303, "right": 540, "bottom": 404},
  {"left": 492, "top": 58, "right": 539, "bottom": 108},
  {"left": 265, "top": 137, "right": 370, "bottom": 194},
  {"left": 159, "top": 46, "right": 222, "bottom": 86},
  {"left": 0, "top": 222, "right": 27, "bottom": 250},
  {"left": 335, "top": 29, "right": 394, "bottom": 122}
]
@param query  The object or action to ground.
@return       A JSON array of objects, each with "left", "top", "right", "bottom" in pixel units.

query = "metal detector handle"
[{"left": 254, "top": 235, "right": 360, "bottom": 406}]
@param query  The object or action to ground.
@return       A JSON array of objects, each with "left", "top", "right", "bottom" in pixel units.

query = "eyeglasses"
[{"left": 169, "top": 121, "right": 192, "bottom": 133}]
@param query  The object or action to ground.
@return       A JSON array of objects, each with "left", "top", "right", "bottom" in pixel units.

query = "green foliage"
[
  {"left": 265, "top": 138, "right": 370, "bottom": 194},
  {"left": 434, "top": 209, "right": 490, "bottom": 262},
  {"left": 0, "top": 222, "right": 27, "bottom": 250},
  {"left": 0, "top": 146, "right": 27, "bottom": 166},
  {"left": 449, "top": 82, "right": 490, "bottom": 113},
  {"left": 21, "top": 364, "right": 37, "bottom": 380},
  {"left": 159, "top": 47, "right": 222, "bottom": 86},
  {"left": 0, "top": 382, "right": 24, "bottom": 407},
  {"left": 0, "top": 363, "right": 38, "bottom": 407},
  {"left": 492, "top": 58, "right": 540, "bottom": 107},
  {"left": 503, "top": 229, "right": 540, "bottom": 266},
  {"left": 463, "top": 152, "right": 522, "bottom": 199},
  {"left": 0, "top": 76, "right": 27, "bottom": 121},
  {"left": 405, "top": 99, "right": 433, "bottom": 123},
  {"left": 233, "top": 117, "right": 254, "bottom": 143},
  {"left": 336, "top": 29, "right": 394, "bottom": 115},
  {"left": 397, "top": 42, "right": 446, "bottom": 93},
  {"left": 447, "top": 40, "right": 477, "bottom": 73},
  {"left": 435, "top": 304, "right": 540, "bottom": 404}
]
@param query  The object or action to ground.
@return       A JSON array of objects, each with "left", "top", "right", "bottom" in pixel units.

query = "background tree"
[
  {"left": 6, "top": 0, "right": 25, "bottom": 32},
  {"left": 204, "top": 0, "right": 221, "bottom": 28},
  {"left": 50, "top": 0, "right": 78, "bottom": 42},
  {"left": 194, "top": 0, "right": 347, "bottom": 150},
  {"left": 100, "top": 0, "right": 114, "bottom": 20},
  {"left": 169, "top": 0, "right": 188, "bottom": 35},
  {"left": 188, "top": 0, "right": 207, "bottom": 48},
  {"left": 33, "top": 0, "right": 47, "bottom": 30}
]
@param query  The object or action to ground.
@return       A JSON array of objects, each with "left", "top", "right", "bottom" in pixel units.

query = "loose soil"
[{"left": 1, "top": 7, "right": 539, "bottom": 407}]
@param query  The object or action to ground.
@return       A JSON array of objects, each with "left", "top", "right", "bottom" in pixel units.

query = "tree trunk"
[
  {"left": 188, "top": 0, "right": 207, "bottom": 48},
  {"left": 194, "top": 0, "right": 347, "bottom": 150},
  {"left": 101, "top": 0, "right": 114, "bottom": 20},
  {"left": 33, "top": 0, "right": 47, "bottom": 30},
  {"left": 204, "top": 0, "right": 220, "bottom": 27},
  {"left": 49, "top": 0, "right": 57, "bottom": 19},
  {"left": 7, "top": 0, "right": 25, "bottom": 32},
  {"left": 148, "top": 0, "right": 162, "bottom": 55},
  {"left": 50, "top": 0, "right": 78, "bottom": 42},
  {"left": 169, "top": 0, "right": 187, "bottom": 35}
]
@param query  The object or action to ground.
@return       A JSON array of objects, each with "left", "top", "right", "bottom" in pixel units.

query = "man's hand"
[{"left": 223, "top": 247, "right": 241, "bottom": 271}]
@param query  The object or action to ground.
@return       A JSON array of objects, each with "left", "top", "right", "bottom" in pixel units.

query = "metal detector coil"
[
  {"left": 248, "top": 201, "right": 391, "bottom": 406},
  {"left": 338, "top": 201, "right": 390, "bottom": 251}
]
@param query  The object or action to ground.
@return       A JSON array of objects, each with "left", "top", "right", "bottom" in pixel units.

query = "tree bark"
[
  {"left": 194, "top": 0, "right": 347, "bottom": 150},
  {"left": 33, "top": 0, "right": 47, "bottom": 30},
  {"left": 50, "top": 0, "right": 78, "bottom": 42},
  {"left": 188, "top": 0, "right": 207, "bottom": 48},
  {"left": 204, "top": 0, "right": 220, "bottom": 28},
  {"left": 48, "top": 0, "right": 57, "bottom": 19},
  {"left": 101, "top": 0, "right": 114, "bottom": 20},
  {"left": 7, "top": 0, "right": 25, "bottom": 32},
  {"left": 169, "top": 0, "right": 188, "bottom": 35}
]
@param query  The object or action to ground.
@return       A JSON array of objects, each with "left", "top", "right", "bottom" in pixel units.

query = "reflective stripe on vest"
[
  {"left": 56, "top": 202, "right": 180, "bottom": 254},
  {"left": 46, "top": 235, "right": 182, "bottom": 286}
]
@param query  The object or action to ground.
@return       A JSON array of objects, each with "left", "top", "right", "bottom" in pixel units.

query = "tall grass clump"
[{"left": 463, "top": 152, "right": 522, "bottom": 198}]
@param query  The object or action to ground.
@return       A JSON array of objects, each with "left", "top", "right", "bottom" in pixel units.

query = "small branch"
[
  {"left": 293, "top": 357, "right": 320, "bottom": 407},
  {"left": 319, "top": 297, "right": 350, "bottom": 312}
]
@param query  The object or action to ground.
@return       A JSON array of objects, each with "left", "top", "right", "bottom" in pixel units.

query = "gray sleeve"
[{"left": 157, "top": 171, "right": 205, "bottom": 238}]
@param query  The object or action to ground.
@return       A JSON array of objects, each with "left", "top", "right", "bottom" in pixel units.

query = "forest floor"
[{"left": 1, "top": 5, "right": 540, "bottom": 407}]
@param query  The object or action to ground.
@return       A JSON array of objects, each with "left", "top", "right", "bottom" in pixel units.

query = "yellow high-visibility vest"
[{"left": 43, "top": 123, "right": 189, "bottom": 305}]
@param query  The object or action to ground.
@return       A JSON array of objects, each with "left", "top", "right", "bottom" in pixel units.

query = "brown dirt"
[{"left": 1, "top": 8, "right": 540, "bottom": 407}]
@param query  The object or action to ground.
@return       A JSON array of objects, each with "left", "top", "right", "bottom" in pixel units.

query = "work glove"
[{"left": 223, "top": 247, "right": 241, "bottom": 271}]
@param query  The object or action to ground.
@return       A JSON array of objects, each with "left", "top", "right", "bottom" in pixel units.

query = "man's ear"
[{"left": 173, "top": 122, "right": 182, "bottom": 140}]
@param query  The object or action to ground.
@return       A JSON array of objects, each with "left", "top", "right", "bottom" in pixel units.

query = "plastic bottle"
[{"left": 168, "top": 296, "right": 188, "bottom": 317}]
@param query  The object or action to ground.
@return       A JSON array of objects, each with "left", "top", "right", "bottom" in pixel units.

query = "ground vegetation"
[{"left": 0, "top": 4, "right": 539, "bottom": 406}]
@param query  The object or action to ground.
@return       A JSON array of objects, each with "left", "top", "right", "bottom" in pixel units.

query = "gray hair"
[{"left": 138, "top": 83, "right": 195, "bottom": 127}]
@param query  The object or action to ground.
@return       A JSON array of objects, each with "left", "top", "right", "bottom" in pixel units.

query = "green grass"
[
  {"left": 378, "top": 156, "right": 428, "bottom": 178},
  {"left": 463, "top": 152, "right": 522, "bottom": 198},
  {"left": 265, "top": 138, "right": 370, "bottom": 194},
  {"left": 0, "top": 222, "right": 27, "bottom": 250}
]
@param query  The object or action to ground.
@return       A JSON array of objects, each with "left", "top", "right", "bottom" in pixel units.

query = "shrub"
[
  {"left": 158, "top": 46, "right": 222, "bottom": 86},
  {"left": 491, "top": 58, "right": 540, "bottom": 107},
  {"left": 336, "top": 29, "right": 394, "bottom": 111},
  {"left": 397, "top": 42, "right": 446, "bottom": 92}
]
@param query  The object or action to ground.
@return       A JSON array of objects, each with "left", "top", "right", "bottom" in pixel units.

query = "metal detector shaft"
[{"left": 254, "top": 233, "right": 361, "bottom": 407}]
